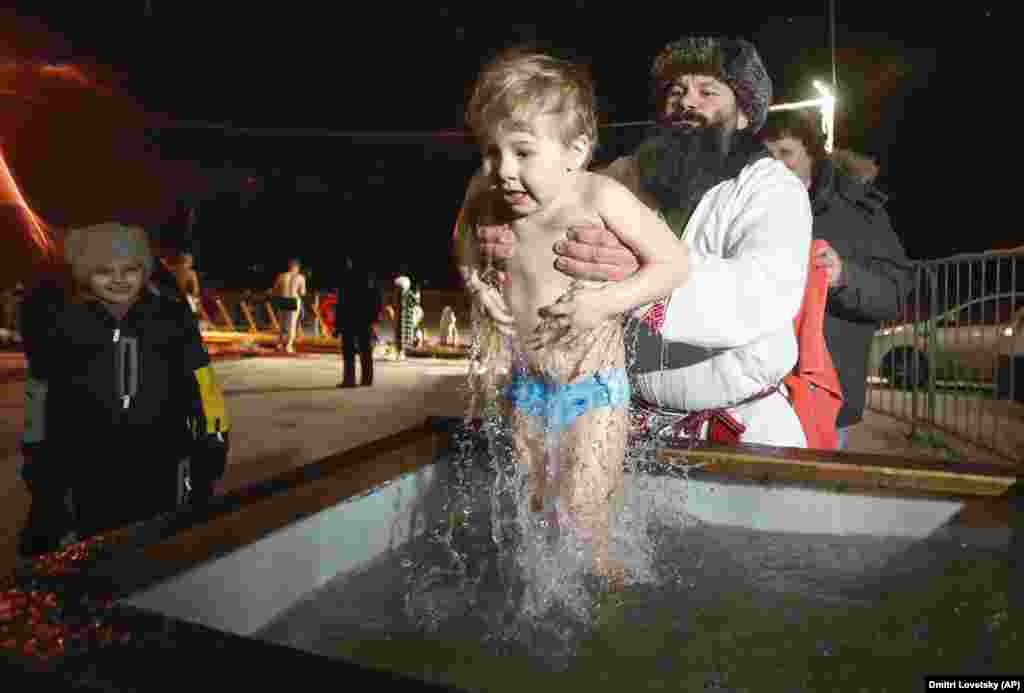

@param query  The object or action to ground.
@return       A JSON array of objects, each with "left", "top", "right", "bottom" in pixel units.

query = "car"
[{"left": 869, "top": 293, "right": 1024, "bottom": 389}]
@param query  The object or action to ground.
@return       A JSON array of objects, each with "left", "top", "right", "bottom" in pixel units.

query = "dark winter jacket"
[
  {"left": 336, "top": 270, "right": 383, "bottom": 330},
  {"left": 150, "top": 261, "right": 192, "bottom": 307},
  {"left": 36, "top": 292, "right": 212, "bottom": 474},
  {"left": 811, "top": 156, "right": 913, "bottom": 427}
]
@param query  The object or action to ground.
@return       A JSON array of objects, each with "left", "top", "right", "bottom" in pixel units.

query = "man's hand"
[
  {"left": 553, "top": 226, "right": 640, "bottom": 282},
  {"left": 476, "top": 224, "right": 514, "bottom": 284},
  {"left": 813, "top": 244, "right": 845, "bottom": 287}
]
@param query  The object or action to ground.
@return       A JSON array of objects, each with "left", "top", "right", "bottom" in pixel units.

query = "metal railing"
[{"left": 867, "top": 247, "right": 1024, "bottom": 462}]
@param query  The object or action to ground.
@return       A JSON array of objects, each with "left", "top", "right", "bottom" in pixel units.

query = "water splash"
[{"left": 441, "top": 310, "right": 697, "bottom": 642}]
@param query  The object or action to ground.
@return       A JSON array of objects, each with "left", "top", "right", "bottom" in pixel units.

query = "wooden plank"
[
  {"left": 659, "top": 442, "right": 1019, "bottom": 497},
  {"left": 214, "top": 298, "right": 236, "bottom": 332},
  {"left": 196, "top": 301, "right": 214, "bottom": 327},
  {"left": 238, "top": 301, "right": 259, "bottom": 333},
  {"left": 310, "top": 298, "right": 330, "bottom": 338},
  {"left": 264, "top": 301, "right": 280, "bottom": 332}
]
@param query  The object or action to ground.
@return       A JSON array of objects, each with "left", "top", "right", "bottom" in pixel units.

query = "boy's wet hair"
[
  {"left": 466, "top": 48, "right": 598, "bottom": 165},
  {"left": 64, "top": 222, "right": 154, "bottom": 284}
]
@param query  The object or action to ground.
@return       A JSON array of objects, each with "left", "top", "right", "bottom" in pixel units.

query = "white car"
[{"left": 869, "top": 293, "right": 1024, "bottom": 388}]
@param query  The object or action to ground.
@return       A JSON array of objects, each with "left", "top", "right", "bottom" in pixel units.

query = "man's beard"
[{"left": 635, "top": 118, "right": 736, "bottom": 216}]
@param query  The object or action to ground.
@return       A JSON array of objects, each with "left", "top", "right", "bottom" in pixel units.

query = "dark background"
[{"left": 0, "top": 2, "right": 1008, "bottom": 290}]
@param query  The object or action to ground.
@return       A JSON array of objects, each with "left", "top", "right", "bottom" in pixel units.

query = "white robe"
[{"left": 604, "top": 155, "right": 812, "bottom": 447}]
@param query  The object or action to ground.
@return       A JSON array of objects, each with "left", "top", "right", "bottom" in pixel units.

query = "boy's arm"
[
  {"left": 587, "top": 176, "right": 690, "bottom": 316},
  {"left": 454, "top": 169, "right": 517, "bottom": 333},
  {"left": 453, "top": 168, "right": 489, "bottom": 281}
]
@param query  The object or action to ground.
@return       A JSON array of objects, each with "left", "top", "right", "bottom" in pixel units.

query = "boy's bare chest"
[{"left": 503, "top": 208, "right": 602, "bottom": 281}]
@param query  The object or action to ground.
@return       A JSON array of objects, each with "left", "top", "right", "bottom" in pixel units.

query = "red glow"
[{"left": 1, "top": 147, "right": 60, "bottom": 260}]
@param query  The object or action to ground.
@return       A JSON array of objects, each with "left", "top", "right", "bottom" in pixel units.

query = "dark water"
[{"left": 256, "top": 453, "right": 1020, "bottom": 692}]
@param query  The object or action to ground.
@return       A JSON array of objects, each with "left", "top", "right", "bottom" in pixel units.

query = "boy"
[
  {"left": 22, "top": 223, "right": 230, "bottom": 543},
  {"left": 457, "top": 50, "right": 690, "bottom": 584}
]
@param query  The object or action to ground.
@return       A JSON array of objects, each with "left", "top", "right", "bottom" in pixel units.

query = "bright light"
[
  {"left": 1003, "top": 327, "right": 1014, "bottom": 337},
  {"left": 813, "top": 81, "right": 837, "bottom": 154},
  {"left": 769, "top": 97, "right": 831, "bottom": 112},
  {"left": 769, "top": 80, "right": 837, "bottom": 154},
  {"left": 1, "top": 148, "right": 59, "bottom": 258}
]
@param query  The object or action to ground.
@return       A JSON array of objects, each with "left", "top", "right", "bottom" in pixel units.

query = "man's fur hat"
[{"left": 652, "top": 37, "right": 772, "bottom": 133}]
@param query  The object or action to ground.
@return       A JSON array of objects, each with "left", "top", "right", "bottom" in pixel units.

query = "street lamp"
[
  {"left": 812, "top": 80, "right": 836, "bottom": 154},
  {"left": 767, "top": 80, "right": 838, "bottom": 154}
]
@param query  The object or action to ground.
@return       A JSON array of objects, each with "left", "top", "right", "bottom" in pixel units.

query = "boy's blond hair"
[
  {"left": 466, "top": 49, "right": 598, "bottom": 166},
  {"left": 64, "top": 222, "right": 153, "bottom": 285}
]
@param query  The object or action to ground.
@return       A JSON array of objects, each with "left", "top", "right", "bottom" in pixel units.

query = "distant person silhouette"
[{"left": 337, "top": 256, "right": 382, "bottom": 387}]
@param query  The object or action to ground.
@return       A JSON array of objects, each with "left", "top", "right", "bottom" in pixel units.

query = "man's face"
[
  {"left": 481, "top": 114, "right": 589, "bottom": 218},
  {"left": 763, "top": 134, "right": 814, "bottom": 188},
  {"left": 88, "top": 258, "right": 145, "bottom": 305},
  {"left": 659, "top": 74, "right": 748, "bottom": 133}
]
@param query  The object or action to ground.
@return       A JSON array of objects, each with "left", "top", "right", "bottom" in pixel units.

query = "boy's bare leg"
[
  {"left": 559, "top": 405, "right": 627, "bottom": 589},
  {"left": 510, "top": 409, "right": 548, "bottom": 514}
]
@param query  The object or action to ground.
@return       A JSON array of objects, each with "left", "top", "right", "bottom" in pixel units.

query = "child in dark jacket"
[{"left": 19, "top": 222, "right": 230, "bottom": 547}]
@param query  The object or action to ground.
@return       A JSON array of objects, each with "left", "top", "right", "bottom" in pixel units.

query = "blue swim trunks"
[{"left": 507, "top": 368, "right": 631, "bottom": 433}]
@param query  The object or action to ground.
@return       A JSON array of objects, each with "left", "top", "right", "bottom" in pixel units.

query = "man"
[
  {"left": 464, "top": 37, "right": 812, "bottom": 447},
  {"left": 760, "top": 109, "right": 912, "bottom": 449},
  {"left": 337, "top": 256, "right": 382, "bottom": 387},
  {"left": 173, "top": 252, "right": 202, "bottom": 315},
  {"left": 272, "top": 258, "right": 307, "bottom": 353},
  {"left": 152, "top": 245, "right": 192, "bottom": 307}
]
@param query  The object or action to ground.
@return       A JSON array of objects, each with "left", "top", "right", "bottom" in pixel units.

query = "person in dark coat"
[
  {"left": 19, "top": 223, "right": 230, "bottom": 550},
  {"left": 761, "top": 110, "right": 914, "bottom": 448},
  {"left": 337, "top": 256, "right": 382, "bottom": 387},
  {"left": 17, "top": 262, "right": 77, "bottom": 557}
]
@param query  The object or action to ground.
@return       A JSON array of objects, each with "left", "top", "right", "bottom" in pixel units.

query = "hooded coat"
[{"left": 33, "top": 289, "right": 220, "bottom": 533}]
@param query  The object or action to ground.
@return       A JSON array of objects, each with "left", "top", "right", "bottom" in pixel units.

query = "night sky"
[{"left": 0, "top": 3, "right": 1008, "bottom": 289}]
